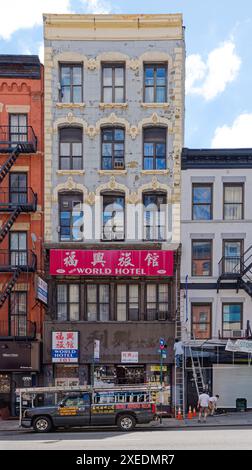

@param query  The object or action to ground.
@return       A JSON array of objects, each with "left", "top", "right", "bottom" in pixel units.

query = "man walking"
[
  {"left": 209, "top": 394, "right": 219, "bottom": 416},
  {"left": 198, "top": 390, "right": 210, "bottom": 423}
]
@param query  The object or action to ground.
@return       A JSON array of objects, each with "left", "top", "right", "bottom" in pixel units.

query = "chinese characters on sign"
[
  {"left": 52, "top": 332, "right": 79, "bottom": 363},
  {"left": 50, "top": 250, "right": 174, "bottom": 277},
  {"left": 121, "top": 352, "right": 139, "bottom": 363}
]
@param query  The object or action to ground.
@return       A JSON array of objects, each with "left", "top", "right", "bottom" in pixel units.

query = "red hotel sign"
[{"left": 50, "top": 250, "right": 174, "bottom": 277}]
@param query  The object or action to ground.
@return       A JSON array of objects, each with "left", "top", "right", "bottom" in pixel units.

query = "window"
[
  {"left": 102, "top": 194, "right": 124, "bottom": 241},
  {"left": 223, "top": 240, "right": 242, "bottom": 274},
  {"left": 146, "top": 284, "right": 169, "bottom": 321},
  {"left": 143, "top": 127, "right": 166, "bottom": 170},
  {"left": 101, "top": 128, "right": 125, "bottom": 170},
  {"left": 10, "top": 292, "right": 27, "bottom": 336},
  {"left": 144, "top": 64, "right": 167, "bottom": 103},
  {"left": 102, "top": 63, "right": 125, "bottom": 103},
  {"left": 191, "top": 304, "right": 211, "bottom": 340},
  {"left": 143, "top": 193, "right": 166, "bottom": 241},
  {"left": 9, "top": 114, "right": 28, "bottom": 143},
  {"left": 9, "top": 173, "right": 27, "bottom": 204},
  {"left": 59, "top": 193, "right": 83, "bottom": 242},
  {"left": 10, "top": 232, "right": 27, "bottom": 266},
  {"left": 57, "top": 284, "right": 80, "bottom": 321},
  {"left": 192, "top": 240, "right": 212, "bottom": 276},
  {"left": 59, "top": 127, "right": 83, "bottom": 170},
  {"left": 87, "top": 284, "right": 110, "bottom": 321},
  {"left": 116, "top": 285, "right": 139, "bottom": 321},
  {"left": 192, "top": 184, "right": 212, "bottom": 220},
  {"left": 59, "top": 64, "right": 83, "bottom": 103},
  {"left": 223, "top": 184, "right": 244, "bottom": 220},
  {"left": 222, "top": 303, "right": 242, "bottom": 337}
]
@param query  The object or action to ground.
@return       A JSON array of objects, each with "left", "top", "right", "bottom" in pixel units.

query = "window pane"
[
  {"left": 60, "top": 143, "right": 71, "bottom": 156},
  {"left": 70, "top": 304, "right": 79, "bottom": 321},
  {"left": 61, "top": 86, "right": 71, "bottom": 103},
  {"left": 103, "top": 130, "right": 113, "bottom": 141},
  {"left": 87, "top": 285, "right": 96, "bottom": 303},
  {"left": 61, "top": 67, "right": 71, "bottom": 86},
  {"left": 144, "top": 143, "right": 154, "bottom": 157},
  {"left": 103, "top": 67, "right": 112, "bottom": 86},
  {"left": 144, "top": 158, "right": 154, "bottom": 170},
  {"left": 156, "top": 67, "right": 166, "bottom": 85},
  {"left": 145, "top": 67, "right": 154, "bottom": 85},
  {"left": 115, "top": 87, "right": 124, "bottom": 103},
  {"left": 147, "top": 284, "right": 156, "bottom": 303},
  {"left": 224, "top": 204, "right": 242, "bottom": 220},
  {"left": 145, "top": 87, "right": 154, "bottom": 102},
  {"left": 73, "top": 67, "right": 82, "bottom": 85},
  {"left": 73, "top": 87, "right": 82, "bottom": 103},
  {"left": 87, "top": 304, "right": 97, "bottom": 321},
  {"left": 114, "top": 143, "right": 124, "bottom": 157},
  {"left": 156, "top": 158, "right": 166, "bottom": 169},
  {"left": 117, "top": 285, "right": 126, "bottom": 302},
  {"left": 72, "top": 143, "right": 82, "bottom": 156},
  {"left": 102, "top": 143, "right": 112, "bottom": 156},
  {"left": 114, "top": 129, "right": 124, "bottom": 141},
  {"left": 224, "top": 185, "right": 242, "bottom": 203},
  {"left": 115, "top": 67, "right": 124, "bottom": 86},
  {"left": 193, "top": 205, "right": 211, "bottom": 220},
  {"left": 72, "top": 157, "right": 82, "bottom": 170},
  {"left": 159, "top": 285, "right": 168, "bottom": 302},
  {"left": 117, "top": 303, "right": 127, "bottom": 321},
  {"left": 103, "top": 88, "right": 113, "bottom": 103},
  {"left": 69, "top": 285, "right": 79, "bottom": 302},
  {"left": 19, "top": 233, "right": 27, "bottom": 250},
  {"left": 102, "top": 157, "right": 112, "bottom": 170},
  {"left": 100, "top": 304, "right": 109, "bottom": 321},
  {"left": 156, "top": 143, "right": 166, "bottom": 156},
  {"left": 156, "top": 87, "right": 166, "bottom": 103},
  {"left": 129, "top": 285, "right": 138, "bottom": 302},
  {"left": 57, "top": 285, "right": 67, "bottom": 303},
  {"left": 99, "top": 285, "right": 109, "bottom": 303},
  {"left": 193, "top": 186, "right": 212, "bottom": 203}
]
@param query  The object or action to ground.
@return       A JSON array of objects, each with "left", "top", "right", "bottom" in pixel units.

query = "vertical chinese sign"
[{"left": 52, "top": 331, "right": 79, "bottom": 363}]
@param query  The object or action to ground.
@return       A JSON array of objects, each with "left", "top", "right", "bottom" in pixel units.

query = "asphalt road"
[{"left": 0, "top": 427, "right": 252, "bottom": 450}]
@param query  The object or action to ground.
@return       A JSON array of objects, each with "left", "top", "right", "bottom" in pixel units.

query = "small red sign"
[{"left": 49, "top": 250, "right": 174, "bottom": 277}]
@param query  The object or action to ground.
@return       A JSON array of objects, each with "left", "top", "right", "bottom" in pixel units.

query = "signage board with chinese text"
[
  {"left": 52, "top": 332, "right": 79, "bottom": 363},
  {"left": 121, "top": 352, "right": 139, "bottom": 363},
  {"left": 49, "top": 250, "right": 174, "bottom": 277}
]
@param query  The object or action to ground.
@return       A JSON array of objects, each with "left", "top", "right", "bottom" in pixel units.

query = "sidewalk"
[{"left": 1, "top": 412, "right": 252, "bottom": 432}]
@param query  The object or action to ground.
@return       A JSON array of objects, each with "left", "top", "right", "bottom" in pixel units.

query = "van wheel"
[
  {"left": 117, "top": 414, "right": 136, "bottom": 432},
  {"left": 33, "top": 416, "right": 52, "bottom": 433}
]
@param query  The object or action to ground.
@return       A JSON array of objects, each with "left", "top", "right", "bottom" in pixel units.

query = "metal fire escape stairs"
[
  {"left": 0, "top": 267, "right": 22, "bottom": 308},
  {"left": 217, "top": 245, "right": 252, "bottom": 298}
]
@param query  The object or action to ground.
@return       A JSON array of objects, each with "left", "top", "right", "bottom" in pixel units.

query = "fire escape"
[{"left": 0, "top": 126, "right": 37, "bottom": 337}]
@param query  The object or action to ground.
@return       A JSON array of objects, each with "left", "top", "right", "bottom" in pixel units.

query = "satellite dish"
[{"left": 31, "top": 233, "right": 37, "bottom": 243}]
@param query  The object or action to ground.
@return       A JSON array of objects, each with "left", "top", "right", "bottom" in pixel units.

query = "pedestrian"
[
  {"left": 208, "top": 394, "right": 219, "bottom": 416},
  {"left": 173, "top": 338, "right": 184, "bottom": 368},
  {"left": 197, "top": 390, "right": 210, "bottom": 423}
]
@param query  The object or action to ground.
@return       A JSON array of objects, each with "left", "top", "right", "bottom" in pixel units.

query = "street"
[{"left": 0, "top": 427, "right": 252, "bottom": 450}]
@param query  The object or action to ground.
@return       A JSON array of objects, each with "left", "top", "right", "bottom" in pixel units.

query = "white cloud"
[
  {"left": 211, "top": 113, "right": 252, "bottom": 148},
  {"left": 38, "top": 43, "right": 44, "bottom": 64},
  {"left": 0, "top": 0, "right": 72, "bottom": 40},
  {"left": 80, "top": 0, "right": 112, "bottom": 14},
  {"left": 186, "top": 40, "right": 241, "bottom": 101}
]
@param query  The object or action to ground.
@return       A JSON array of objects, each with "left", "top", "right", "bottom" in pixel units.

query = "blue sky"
[{"left": 1, "top": 0, "right": 252, "bottom": 149}]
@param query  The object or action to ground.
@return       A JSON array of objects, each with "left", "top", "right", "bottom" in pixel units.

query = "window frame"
[
  {"left": 101, "top": 62, "right": 126, "bottom": 103},
  {"left": 9, "top": 172, "right": 28, "bottom": 205},
  {"left": 191, "top": 303, "right": 212, "bottom": 340},
  {"left": 9, "top": 231, "right": 27, "bottom": 266},
  {"left": 191, "top": 239, "right": 212, "bottom": 277},
  {"left": 145, "top": 283, "right": 170, "bottom": 321},
  {"left": 143, "top": 127, "right": 167, "bottom": 170},
  {"left": 59, "top": 63, "right": 83, "bottom": 103},
  {"left": 222, "top": 239, "right": 243, "bottom": 275},
  {"left": 9, "top": 291, "right": 27, "bottom": 337},
  {"left": 58, "top": 192, "right": 84, "bottom": 242},
  {"left": 143, "top": 63, "right": 168, "bottom": 103},
  {"left": 116, "top": 284, "right": 140, "bottom": 321},
  {"left": 86, "top": 284, "right": 110, "bottom": 322},
  {"left": 9, "top": 114, "right": 28, "bottom": 143},
  {"left": 192, "top": 183, "right": 213, "bottom": 221},
  {"left": 56, "top": 284, "right": 80, "bottom": 321},
  {"left": 102, "top": 193, "right": 125, "bottom": 241},
  {"left": 143, "top": 192, "right": 167, "bottom": 241},
  {"left": 101, "top": 127, "right": 125, "bottom": 170},
  {"left": 222, "top": 302, "right": 243, "bottom": 336},
  {"left": 223, "top": 183, "right": 244, "bottom": 221},
  {"left": 59, "top": 127, "right": 83, "bottom": 170}
]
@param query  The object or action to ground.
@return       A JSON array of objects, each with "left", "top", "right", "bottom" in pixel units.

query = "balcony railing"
[
  {"left": 218, "top": 256, "right": 242, "bottom": 278},
  {"left": 0, "top": 187, "right": 37, "bottom": 212},
  {"left": 0, "top": 250, "right": 37, "bottom": 272},
  {"left": 0, "top": 319, "right": 37, "bottom": 340},
  {"left": 0, "top": 126, "right": 37, "bottom": 153}
]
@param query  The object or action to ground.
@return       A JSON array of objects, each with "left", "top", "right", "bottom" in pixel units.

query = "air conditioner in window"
[
  {"left": 114, "top": 232, "right": 124, "bottom": 240},
  {"left": 158, "top": 311, "right": 167, "bottom": 321},
  {"left": 230, "top": 329, "right": 245, "bottom": 338}
]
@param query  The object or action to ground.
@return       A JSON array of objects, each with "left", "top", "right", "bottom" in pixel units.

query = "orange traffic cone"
[
  {"left": 187, "top": 406, "right": 193, "bottom": 419},
  {"left": 177, "top": 407, "right": 183, "bottom": 420},
  {"left": 193, "top": 407, "right": 197, "bottom": 417}
]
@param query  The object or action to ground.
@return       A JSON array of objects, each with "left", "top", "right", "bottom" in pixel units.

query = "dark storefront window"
[
  {"left": 143, "top": 192, "right": 166, "bottom": 241},
  {"left": 102, "top": 194, "right": 124, "bottom": 241},
  {"left": 144, "top": 64, "right": 167, "bottom": 103},
  {"left": 101, "top": 127, "right": 125, "bottom": 170},
  {"left": 59, "top": 64, "right": 83, "bottom": 103},
  {"left": 191, "top": 304, "right": 212, "bottom": 340},
  {"left": 116, "top": 284, "right": 139, "bottom": 321},
  {"left": 59, "top": 192, "right": 83, "bottom": 241},
  {"left": 102, "top": 63, "right": 125, "bottom": 103},
  {"left": 146, "top": 284, "right": 169, "bottom": 320},
  {"left": 223, "top": 184, "right": 244, "bottom": 220},
  {"left": 10, "top": 173, "right": 27, "bottom": 204},
  {"left": 143, "top": 127, "right": 166, "bottom": 170},
  {"left": 222, "top": 303, "right": 242, "bottom": 338},
  {"left": 10, "top": 292, "right": 27, "bottom": 336},
  {"left": 87, "top": 284, "right": 110, "bottom": 321},
  {"left": 192, "top": 240, "right": 212, "bottom": 276},
  {"left": 57, "top": 284, "right": 80, "bottom": 321},
  {"left": 59, "top": 127, "right": 83, "bottom": 170},
  {"left": 192, "top": 184, "right": 212, "bottom": 220}
]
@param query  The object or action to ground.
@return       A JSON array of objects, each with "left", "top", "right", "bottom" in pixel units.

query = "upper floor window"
[
  {"left": 222, "top": 303, "right": 242, "bottom": 338},
  {"left": 145, "top": 284, "right": 170, "bottom": 321},
  {"left": 101, "top": 128, "right": 125, "bottom": 170},
  {"left": 191, "top": 304, "right": 211, "bottom": 340},
  {"left": 59, "top": 64, "right": 83, "bottom": 103},
  {"left": 9, "top": 173, "right": 27, "bottom": 204},
  {"left": 10, "top": 231, "right": 27, "bottom": 266},
  {"left": 223, "top": 239, "right": 242, "bottom": 274},
  {"left": 144, "top": 64, "right": 167, "bottom": 103},
  {"left": 192, "top": 184, "right": 212, "bottom": 220},
  {"left": 143, "top": 127, "right": 166, "bottom": 170},
  {"left": 59, "top": 193, "right": 83, "bottom": 242},
  {"left": 143, "top": 193, "right": 166, "bottom": 241},
  {"left": 59, "top": 127, "right": 83, "bottom": 170},
  {"left": 9, "top": 114, "right": 28, "bottom": 143},
  {"left": 102, "top": 63, "right": 125, "bottom": 103},
  {"left": 192, "top": 240, "right": 212, "bottom": 276},
  {"left": 116, "top": 284, "right": 139, "bottom": 321},
  {"left": 57, "top": 284, "right": 80, "bottom": 321},
  {"left": 102, "top": 194, "right": 124, "bottom": 241},
  {"left": 10, "top": 291, "right": 27, "bottom": 337},
  {"left": 223, "top": 183, "right": 244, "bottom": 220},
  {"left": 87, "top": 284, "right": 110, "bottom": 321}
]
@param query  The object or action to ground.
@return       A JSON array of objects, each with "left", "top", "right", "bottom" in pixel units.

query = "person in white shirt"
[
  {"left": 173, "top": 338, "right": 184, "bottom": 368},
  {"left": 208, "top": 394, "right": 219, "bottom": 416},
  {"left": 197, "top": 391, "right": 210, "bottom": 423}
]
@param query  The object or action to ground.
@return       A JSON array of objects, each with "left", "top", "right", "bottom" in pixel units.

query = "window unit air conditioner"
[
  {"left": 114, "top": 160, "right": 124, "bottom": 169},
  {"left": 230, "top": 329, "right": 245, "bottom": 338}
]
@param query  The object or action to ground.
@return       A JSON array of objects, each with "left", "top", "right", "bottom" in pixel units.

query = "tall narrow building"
[
  {"left": 43, "top": 14, "right": 185, "bottom": 411},
  {"left": 0, "top": 55, "right": 44, "bottom": 415}
]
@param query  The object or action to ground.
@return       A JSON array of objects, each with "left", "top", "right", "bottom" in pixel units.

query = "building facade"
[
  {"left": 43, "top": 14, "right": 185, "bottom": 405},
  {"left": 0, "top": 55, "right": 44, "bottom": 415},
  {"left": 181, "top": 148, "right": 252, "bottom": 409}
]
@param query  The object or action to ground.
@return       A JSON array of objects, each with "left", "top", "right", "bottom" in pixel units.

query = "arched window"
[
  {"left": 59, "top": 127, "right": 83, "bottom": 170},
  {"left": 143, "top": 127, "right": 166, "bottom": 170},
  {"left": 101, "top": 127, "right": 125, "bottom": 170}
]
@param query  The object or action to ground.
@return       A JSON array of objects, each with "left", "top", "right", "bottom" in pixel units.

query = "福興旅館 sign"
[
  {"left": 52, "top": 332, "right": 79, "bottom": 363},
  {"left": 49, "top": 249, "right": 174, "bottom": 277}
]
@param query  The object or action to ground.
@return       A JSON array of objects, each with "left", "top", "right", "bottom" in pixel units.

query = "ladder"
[
  {"left": 189, "top": 345, "right": 206, "bottom": 397},
  {"left": 174, "top": 306, "right": 185, "bottom": 418}
]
